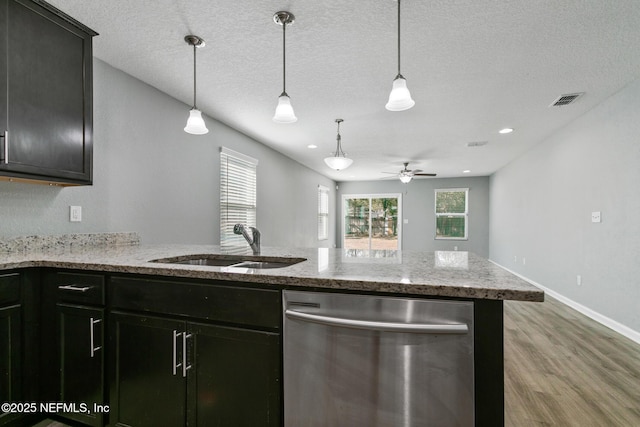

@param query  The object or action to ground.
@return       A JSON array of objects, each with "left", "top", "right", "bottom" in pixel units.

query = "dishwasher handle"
[{"left": 285, "top": 309, "right": 469, "bottom": 334}]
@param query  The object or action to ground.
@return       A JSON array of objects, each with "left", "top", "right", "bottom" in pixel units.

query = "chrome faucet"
[{"left": 233, "top": 224, "right": 261, "bottom": 255}]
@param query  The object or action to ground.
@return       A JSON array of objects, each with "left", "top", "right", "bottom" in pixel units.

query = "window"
[
  {"left": 435, "top": 188, "right": 468, "bottom": 240},
  {"left": 318, "top": 185, "right": 329, "bottom": 240},
  {"left": 220, "top": 147, "right": 258, "bottom": 252}
]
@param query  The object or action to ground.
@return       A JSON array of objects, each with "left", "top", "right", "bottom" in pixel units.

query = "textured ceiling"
[{"left": 48, "top": 0, "right": 640, "bottom": 181}]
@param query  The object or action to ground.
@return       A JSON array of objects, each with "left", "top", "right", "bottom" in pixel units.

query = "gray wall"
[
  {"left": 0, "top": 59, "right": 336, "bottom": 248},
  {"left": 490, "top": 77, "right": 640, "bottom": 334},
  {"left": 337, "top": 177, "right": 490, "bottom": 257}
]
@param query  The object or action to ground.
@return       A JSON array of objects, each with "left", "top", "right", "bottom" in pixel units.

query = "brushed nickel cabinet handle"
[
  {"left": 90, "top": 318, "right": 102, "bottom": 358},
  {"left": 1, "top": 130, "right": 7, "bottom": 164},
  {"left": 172, "top": 330, "right": 183, "bottom": 376},
  {"left": 182, "top": 333, "right": 193, "bottom": 377}
]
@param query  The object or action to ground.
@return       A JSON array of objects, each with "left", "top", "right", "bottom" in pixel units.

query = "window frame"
[
  {"left": 317, "top": 185, "right": 330, "bottom": 241},
  {"left": 434, "top": 188, "right": 469, "bottom": 240}
]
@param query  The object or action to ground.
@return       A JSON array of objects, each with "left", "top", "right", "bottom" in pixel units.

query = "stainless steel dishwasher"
[{"left": 283, "top": 291, "right": 474, "bottom": 427}]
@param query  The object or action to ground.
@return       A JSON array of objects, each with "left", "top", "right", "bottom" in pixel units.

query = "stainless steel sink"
[{"left": 150, "top": 254, "right": 306, "bottom": 269}]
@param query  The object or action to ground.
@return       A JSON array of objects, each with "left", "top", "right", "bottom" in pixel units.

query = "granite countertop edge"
[{"left": 0, "top": 242, "right": 544, "bottom": 302}]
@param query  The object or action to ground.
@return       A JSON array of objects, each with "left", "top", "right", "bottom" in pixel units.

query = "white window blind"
[
  {"left": 318, "top": 185, "right": 329, "bottom": 240},
  {"left": 220, "top": 147, "right": 258, "bottom": 252}
]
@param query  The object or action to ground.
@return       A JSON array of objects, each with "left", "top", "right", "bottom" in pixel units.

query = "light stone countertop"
[{"left": 0, "top": 239, "right": 543, "bottom": 302}]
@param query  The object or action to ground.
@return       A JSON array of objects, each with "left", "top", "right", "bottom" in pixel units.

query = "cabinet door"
[
  {"left": 109, "top": 312, "right": 186, "bottom": 427},
  {"left": 0, "top": 305, "right": 21, "bottom": 425},
  {"left": 0, "top": 0, "right": 94, "bottom": 184},
  {"left": 57, "top": 304, "right": 104, "bottom": 427},
  {"left": 187, "top": 322, "right": 281, "bottom": 427}
]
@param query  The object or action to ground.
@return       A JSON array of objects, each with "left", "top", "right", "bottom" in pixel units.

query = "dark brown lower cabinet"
[
  {"left": 57, "top": 304, "right": 105, "bottom": 427},
  {"left": 0, "top": 305, "right": 21, "bottom": 426},
  {"left": 109, "top": 311, "right": 281, "bottom": 427},
  {"left": 0, "top": 272, "right": 22, "bottom": 426}
]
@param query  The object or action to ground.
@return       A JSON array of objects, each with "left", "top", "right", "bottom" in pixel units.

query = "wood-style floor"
[{"left": 504, "top": 296, "right": 640, "bottom": 426}]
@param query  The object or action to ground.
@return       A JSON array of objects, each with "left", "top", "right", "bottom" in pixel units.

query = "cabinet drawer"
[
  {"left": 55, "top": 272, "right": 105, "bottom": 305},
  {"left": 0, "top": 273, "right": 20, "bottom": 305},
  {"left": 110, "top": 276, "right": 281, "bottom": 329}
]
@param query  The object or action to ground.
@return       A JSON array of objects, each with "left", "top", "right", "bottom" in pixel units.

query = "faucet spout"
[{"left": 233, "top": 224, "right": 261, "bottom": 255}]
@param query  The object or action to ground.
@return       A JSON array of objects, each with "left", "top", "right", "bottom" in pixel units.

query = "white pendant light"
[
  {"left": 184, "top": 35, "right": 209, "bottom": 135},
  {"left": 386, "top": 0, "right": 415, "bottom": 111},
  {"left": 324, "top": 119, "right": 353, "bottom": 171},
  {"left": 273, "top": 11, "right": 297, "bottom": 123}
]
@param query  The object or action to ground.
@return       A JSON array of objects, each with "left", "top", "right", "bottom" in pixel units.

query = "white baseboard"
[{"left": 490, "top": 260, "right": 640, "bottom": 345}]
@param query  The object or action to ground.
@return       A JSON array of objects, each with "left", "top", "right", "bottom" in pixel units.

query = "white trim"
[
  {"left": 490, "top": 260, "right": 640, "bottom": 345},
  {"left": 220, "top": 146, "right": 258, "bottom": 165}
]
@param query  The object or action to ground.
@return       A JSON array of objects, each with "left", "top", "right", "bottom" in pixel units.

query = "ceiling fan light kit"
[
  {"left": 273, "top": 11, "right": 298, "bottom": 124},
  {"left": 386, "top": 0, "right": 415, "bottom": 112},
  {"left": 324, "top": 119, "right": 353, "bottom": 171},
  {"left": 383, "top": 162, "right": 436, "bottom": 183},
  {"left": 183, "top": 35, "right": 209, "bottom": 135}
]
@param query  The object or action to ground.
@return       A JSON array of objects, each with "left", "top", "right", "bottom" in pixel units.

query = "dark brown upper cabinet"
[{"left": 0, "top": 0, "right": 97, "bottom": 186}]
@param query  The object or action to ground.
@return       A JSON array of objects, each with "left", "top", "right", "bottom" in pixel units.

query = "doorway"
[{"left": 342, "top": 194, "right": 402, "bottom": 250}]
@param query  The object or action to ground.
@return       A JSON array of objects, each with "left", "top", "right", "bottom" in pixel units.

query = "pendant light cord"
[
  {"left": 397, "top": 0, "right": 401, "bottom": 77},
  {"left": 335, "top": 120, "right": 344, "bottom": 157},
  {"left": 193, "top": 43, "right": 197, "bottom": 108},
  {"left": 282, "top": 20, "right": 287, "bottom": 95}
]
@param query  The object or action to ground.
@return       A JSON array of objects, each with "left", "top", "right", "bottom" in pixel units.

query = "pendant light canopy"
[
  {"left": 324, "top": 119, "right": 353, "bottom": 171},
  {"left": 386, "top": 0, "right": 415, "bottom": 111},
  {"left": 184, "top": 35, "right": 208, "bottom": 135},
  {"left": 273, "top": 11, "right": 297, "bottom": 123}
]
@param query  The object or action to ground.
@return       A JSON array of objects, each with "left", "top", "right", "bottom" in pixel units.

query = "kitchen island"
[
  {"left": 0, "top": 233, "right": 542, "bottom": 302},
  {"left": 1, "top": 233, "right": 543, "bottom": 427}
]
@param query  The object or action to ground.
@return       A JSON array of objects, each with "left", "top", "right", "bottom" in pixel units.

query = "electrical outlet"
[
  {"left": 522, "top": 257, "right": 526, "bottom": 265},
  {"left": 577, "top": 275, "right": 582, "bottom": 286},
  {"left": 514, "top": 255, "right": 517, "bottom": 263},
  {"left": 70, "top": 206, "right": 82, "bottom": 222},
  {"left": 591, "top": 212, "right": 601, "bottom": 223}
]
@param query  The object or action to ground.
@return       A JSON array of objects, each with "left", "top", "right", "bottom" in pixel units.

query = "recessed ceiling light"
[
  {"left": 499, "top": 128, "right": 514, "bottom": 134},
  {"left": 463, "top": 170, "right": 471, "bottom": 174},
  {"left": 307, "top": 144, "right": 317, "bottom": 149}
]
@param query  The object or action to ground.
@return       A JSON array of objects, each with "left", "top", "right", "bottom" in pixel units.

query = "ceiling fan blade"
[
  {"left": 411, "top": 169, "right": 423, "bottom": 174},
  {"left": 380, "top": 171, "right": 399, "bottom": 174},
  {"left": 413, "top": 173, "right": 437, "bottom": 176}
]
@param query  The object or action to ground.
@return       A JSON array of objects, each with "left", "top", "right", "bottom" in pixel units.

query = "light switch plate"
[
  {"left": 70, "top": 206, "right": 82, "bottom": 222},
  {"left": 591, "top": 211, "right": 601, "bottom": 223}
]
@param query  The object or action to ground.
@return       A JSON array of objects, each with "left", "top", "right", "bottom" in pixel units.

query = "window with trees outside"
[
  {"left": 220, "top": 147, "right": 258, "bottom": 253},
  {"left": 343, "top": 194, "right": 401, "bottom": 251},
  {"left": 435, "top": 188, "right": 468, "bottom": 240},
  {"left": 318, "top": 185, "right": 329, "bottom": 240}
]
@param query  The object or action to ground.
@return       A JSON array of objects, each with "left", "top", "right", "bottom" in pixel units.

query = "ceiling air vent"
[
  {"left": 466, "top": 141, "right": 488, "bottom": 147},
  {"left": 550, "top": 92, "right": 584, "bottom": 107}
]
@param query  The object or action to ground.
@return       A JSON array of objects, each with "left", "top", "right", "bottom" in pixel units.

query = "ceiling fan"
[{"left": 382, "top": 162, "right": 437, "bottom": 183}]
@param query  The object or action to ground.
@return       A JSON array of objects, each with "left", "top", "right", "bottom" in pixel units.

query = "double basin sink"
[{"left": 150, "top": 254, "right": 306, "bottom": 269}]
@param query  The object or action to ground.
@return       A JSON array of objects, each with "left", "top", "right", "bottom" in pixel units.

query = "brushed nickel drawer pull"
[{"left": 58, "top": 284, "right": 92, "bottom": 292}]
